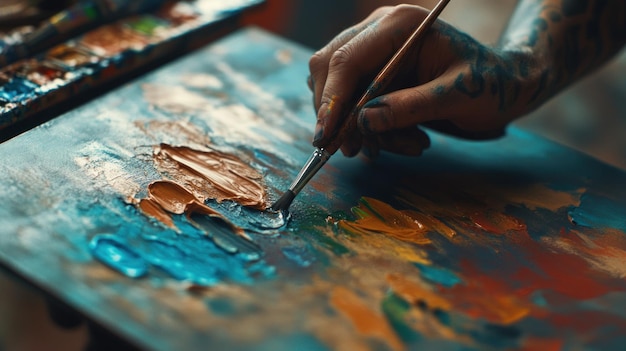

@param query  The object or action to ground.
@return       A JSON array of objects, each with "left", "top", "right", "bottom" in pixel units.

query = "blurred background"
[
  {"left": 1, "top": 0, "right": 624, "bottom": 350},
  {"left": 243, "top": 0, "right": 626, "bottom": 171}
]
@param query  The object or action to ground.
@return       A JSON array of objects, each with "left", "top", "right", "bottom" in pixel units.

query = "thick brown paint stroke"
[
  {"left": 155, "top": 144, "right": 266, "bottom": 209},
  {"left": 138, "top": 198, "right": 174, "bottom": 229},
  {"left": 146, "top": 180, "right": 247, "bottom": 238},
  {"left": 148, "top": 180, "right": 197, "bottom": 215}
]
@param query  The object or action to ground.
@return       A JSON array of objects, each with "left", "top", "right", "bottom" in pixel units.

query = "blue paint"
[
  {"left": 0, "top": 77, "right": 39, "bottom": 102},
  {"left": 281, "top": 245, "right": 315, "bottom": 267},
  {"left": 139, "top": 232, "right": 272, "bottom": 286},
  {"left": 189, "top": 212, "right": 263, "bottom": 262},
  {"left": 530, "top": 291, "right": 549, "bottom": 308},
  {"left": 415, "top": 263, "right": 462, "bottom": 288},
  {"left": 207, "top": 298, "right": 236, "bottom": 316},
  {"left": 253, "top": 332, "right": 329, "bottom": 351},
  {"left": 83, "top": 201, "right": 275, "bottom": 286},
  {"left": 568, "top": 193, "right": 626, "bottom": 231},
  {"left": 142, "top": 237, "right": 221, "bottom": 285},
  {"left": 206, "top": 199, "right": 288, "bottom": 235},
  {"left": 89, "top": 234, "right": 149, "bottom": 278}
]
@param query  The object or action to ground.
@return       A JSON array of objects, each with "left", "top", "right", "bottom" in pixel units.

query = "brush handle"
[{"left": 324, "top": 0, "right": 451, "bottom": 155}]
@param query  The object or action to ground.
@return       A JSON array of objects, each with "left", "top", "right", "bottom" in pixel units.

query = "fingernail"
[
  {"left": 313, "top": 122, "right": 324, "bottom": 144},
  {"left": 359, "top": 105, "right": 391, "bottom": 134}
]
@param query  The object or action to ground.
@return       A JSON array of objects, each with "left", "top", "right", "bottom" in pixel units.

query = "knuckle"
[
  {"left": 387, "top": 4, "right": 417, "bottom": 19},
  {"left": 308, "top": 50, "right": 326, "bottom": 73},
  {"left": 371, "top": 6, "right": 394, "bottom": 17},
  {"left": 329, "top": 45, "right": 354, "bottom": 69}
]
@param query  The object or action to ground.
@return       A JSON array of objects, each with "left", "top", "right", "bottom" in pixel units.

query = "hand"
[{"left": 309, "top": 5, "right": 538, "bottom": 157}]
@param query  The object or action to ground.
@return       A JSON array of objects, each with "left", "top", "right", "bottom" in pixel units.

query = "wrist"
[{"left": 498, "top": 46, "right": 553, "bottom": 116}]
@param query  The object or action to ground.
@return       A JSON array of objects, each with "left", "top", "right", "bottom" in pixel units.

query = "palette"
[
  {"left": 1, "top": 28, "right": 626, "bottom": 350},
  {"left": 0, "top": 0, "right": 263, "bottom": 139}
]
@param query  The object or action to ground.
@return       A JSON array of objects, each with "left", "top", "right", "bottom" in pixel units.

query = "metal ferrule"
[{"left": 288, "top": 148, "right": 331, "bottom": 196}]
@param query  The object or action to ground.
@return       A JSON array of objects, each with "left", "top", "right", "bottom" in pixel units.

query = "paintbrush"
[
  {"left": 271, "top": 0, "right": 451, "bottom": 212},
  {"left": 1, "top": 0, "right": 169, "bottom": 66}
]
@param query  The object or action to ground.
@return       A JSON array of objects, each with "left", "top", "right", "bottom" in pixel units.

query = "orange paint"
[
  {"left": 155, "top": 144, "right": 267, "bottom": 209},
  {"left": 386, "top": 274, "right": 451, "bottom": 311},
  {"left": 404, "top": 209, "right": 457, "bottom": 239},
  {"left": 338, "top": 197, "right": 433, "bottom": 245},
  {"left": 469, "top": 210, "right": 526, "bottom": 234},
  {"left": 330, "top": 286, "right": 404, "bottom": 351}
]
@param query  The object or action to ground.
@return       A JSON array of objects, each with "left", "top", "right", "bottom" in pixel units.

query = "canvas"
[{"left": 0, "top": 28, "right": 625, "bottom": 351}]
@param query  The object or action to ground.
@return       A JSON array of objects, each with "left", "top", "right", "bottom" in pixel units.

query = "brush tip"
[{"left": 270, "top": 190, "right": 296, "bottom": 212}]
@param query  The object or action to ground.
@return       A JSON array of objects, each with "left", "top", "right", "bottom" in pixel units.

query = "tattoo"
[
  {"left": 502, "top": 0, "right": 626, "bottom": 108},
  {"left": 423, "top": 0, "right": 624, "bottom": 119},
  {"left": 436, "top": 24, "right": 524, "bottom": 112}
]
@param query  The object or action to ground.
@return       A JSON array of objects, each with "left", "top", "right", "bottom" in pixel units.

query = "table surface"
[{"left": 0, "top": 28, "right": 626, "bottom": 351}]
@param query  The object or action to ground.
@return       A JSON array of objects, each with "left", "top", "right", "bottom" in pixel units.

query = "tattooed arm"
[{"left": 308, "top": 1, "right": 626, "bottom": 157}]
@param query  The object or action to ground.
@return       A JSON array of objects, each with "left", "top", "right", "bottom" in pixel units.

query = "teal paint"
[
  {"left": 281, "top": 245, "right": 315, "bottom": 267},
  {"left": 415, "top": 263, "right": 462, "bottom": 288},
  {"left": 568, "top": 193, "right": 626, "bottom": 231},
  {"left": 89, "top": 234, "right": 149, "bottom": 278},
  {"left": 188, "top": 212, "right": 263, "bottom": 262}
]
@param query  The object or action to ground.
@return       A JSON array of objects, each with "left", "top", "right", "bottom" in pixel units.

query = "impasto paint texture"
[{"left": 0, "top": 29, "right": 625, "bottom": 351}]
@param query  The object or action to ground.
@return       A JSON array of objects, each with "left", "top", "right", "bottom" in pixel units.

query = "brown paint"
[
  {"left": 148, "top": 180, "right": 197, "bottom": 214},
  {"left": 154, "top": 144, "right": 267, "bottom": 209},
  {"left": 81, "top": 24, "right": 149, "bottom": 56},
  {"left": 145, "top": 180, "right": 247, "bottom": 238},
  {"left": 330, "top": 286, "right": 404, "bottom": 351},
  {"left": 138, "top": 198, "right": 175, "bottom": 229}
]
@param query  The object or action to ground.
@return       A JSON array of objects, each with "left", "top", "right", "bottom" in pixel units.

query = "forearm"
[{"left": 500, "top": 0, "right": 626, "bottom": 109}]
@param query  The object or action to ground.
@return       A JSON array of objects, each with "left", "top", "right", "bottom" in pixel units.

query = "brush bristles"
[{"left": 270, "top": 190, "right": 296, "bottom": 212}]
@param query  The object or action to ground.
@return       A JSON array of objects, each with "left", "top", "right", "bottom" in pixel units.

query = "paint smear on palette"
[
  {"left": 46, "top": 44, "right": 101, "bottom": 68},
  {"left": 0, "top": 76, "right": 38, "bottom": 103},
  {"left": 126, "top": 15, "right": 170, "bottom": 37},
  {"left": 80, "top": 23, "right": 149, "bottom": 56}
]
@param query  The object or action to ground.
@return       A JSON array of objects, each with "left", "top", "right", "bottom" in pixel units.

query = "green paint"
[
  {"left": 128, "top": 15, "right": 167, "bottom": 36},
  {"left": 381, "top": 292, "right": 421, "bottom": 343}
]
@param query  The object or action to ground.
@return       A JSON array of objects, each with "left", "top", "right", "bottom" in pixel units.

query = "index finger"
[{"left": 310, "top": 5, "right": 430, "bottom": 148}]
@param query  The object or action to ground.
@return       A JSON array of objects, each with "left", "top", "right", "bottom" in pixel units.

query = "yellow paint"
[{"left": 338, "top": 197, "right": 432, "bottom": 245}]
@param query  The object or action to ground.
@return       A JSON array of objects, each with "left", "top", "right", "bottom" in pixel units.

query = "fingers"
[
  {"left": 350, "top": 127, "right": 431, "bottom": 159},
  {"left": 309, "top": 5, "right": 431, "bottom": 148},
  {"left": 356, "top": 68, "right": 510, "bottom": 136},
  {"left": 308, "top": 7, "right": 392, "bottom": 111},
  {"left": 357, "top": 80, "right": 449, "bottom": 135}
]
